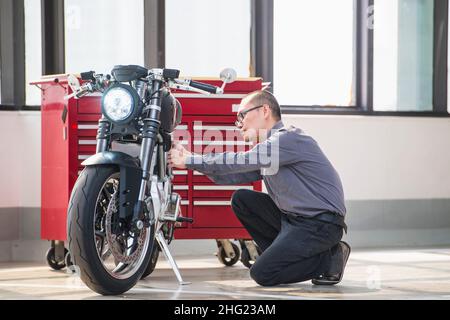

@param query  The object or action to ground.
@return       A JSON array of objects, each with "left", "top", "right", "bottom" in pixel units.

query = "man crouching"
[{"left": 168, "top": 90, "right": 350, "bottom": 287}]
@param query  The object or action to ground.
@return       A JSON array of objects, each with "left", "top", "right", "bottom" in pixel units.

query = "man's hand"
[{"left": 168, "top": 141, "right": 192, "bottom": 169}]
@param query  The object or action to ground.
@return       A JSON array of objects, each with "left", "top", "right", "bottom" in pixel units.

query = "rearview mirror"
[
  {"left": 220, "top": 68, "right": 237, "bottom": 84},
  {"left": 67, "top": 74, "right": 81, "bottom": 93}
]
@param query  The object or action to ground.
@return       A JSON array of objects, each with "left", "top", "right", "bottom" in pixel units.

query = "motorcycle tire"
[
  {"left": 140, "top": 240, "right": 160, "bottom": 279},
  {"left": 67, "top": 165, "right": 155, "bottom": 295}
]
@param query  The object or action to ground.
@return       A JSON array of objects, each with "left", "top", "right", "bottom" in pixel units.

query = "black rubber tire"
[
  {"left": 65, "top": 251, "right": 74, "bottom": 272},
  {"left": 67, "top": 165, "right": 155, "bottom": 295},
  {"left": 240, "top": 243, "right": 262, "bottom": 269},
  {"left": 217, "top": 242, "right": 240, "bottom": 266},
  {"left": 140, "top": 241, "right": 160, "bottom": 279},
  {"left": 46, "top": 247, "right": 68, "bottom": 270}
]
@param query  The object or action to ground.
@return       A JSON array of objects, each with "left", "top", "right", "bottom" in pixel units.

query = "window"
[
  {"left": 64, "top": 0, "right": 144, "bottom": 75},
  {"left": 273, "top": 0, "right": 355, "bottom": 107},
  {"left": 374, "top": 0, "right": 434, "bottom": 112},
  {"left": 165, "top": 0, "right": 251, "bottom": 78},
  {"left": 25, "top": 0, "right": 42, "bottom": 106}
]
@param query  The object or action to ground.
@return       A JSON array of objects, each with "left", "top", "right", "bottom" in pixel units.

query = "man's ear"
[{"left": 263, "top": 104, "right": 271, "bottom": 119}]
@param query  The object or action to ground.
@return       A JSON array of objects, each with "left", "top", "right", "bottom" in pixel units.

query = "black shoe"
[{"left": 312, "top": 241, "right": 351, "bottom": 286}]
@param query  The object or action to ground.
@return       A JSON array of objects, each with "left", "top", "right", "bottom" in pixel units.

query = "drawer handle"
[
  {"left": 79, "top": 140, "right": 97, "bottom": 145},
  {"left": 173, "top": 170, "right": 188, "bottom": 175},
  {"left": 78, "top": 155, "right": 92, "bottom": 160},
  {"left": 193, "top": 171, "right": 204, "bottom": 176},
  {"left": 78, "top": 124, "right": 98, "bottom": 130},
  {"left": 194, "top": 201, "right": 231, "bottom": 206},
  {"left": 180, "top": 200, "right": 189, "bottom": 206},
  {"left": 193, "top": 141, "right": 250, "bottom": 146},
  {"left": 193, "top": 125, "right": 237, "bottom": 131},
  {"left": 173, "top": 185, "right": 189, "bottom": 191},
  {"left": 232, "top": 104, "right": 240, "bottom": 112},
  {"left": 193, "top": 185, "right": 253, "bottom": 191}
]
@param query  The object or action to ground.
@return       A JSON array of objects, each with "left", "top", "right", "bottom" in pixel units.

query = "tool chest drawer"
[
  {"left": 192, "top": 185, "right": 254, "bottom": 198},
  {"left": 191, "top": 199, "right": 243, "bottom": 228}
]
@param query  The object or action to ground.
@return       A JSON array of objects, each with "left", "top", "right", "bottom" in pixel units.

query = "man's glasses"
[{"left": 235, "top": 105, "right": 264, "bottom": 127}]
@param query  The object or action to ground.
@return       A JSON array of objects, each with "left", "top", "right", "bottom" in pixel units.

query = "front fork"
[
  {"left": 96, "top": 80, "right": 163, "bottom": 230},
  {"left": 96, "top": 80, "right": 188, "bottom": 284},
  {"left": 134, "top": 80, "right": 163, "bottom": 228}
]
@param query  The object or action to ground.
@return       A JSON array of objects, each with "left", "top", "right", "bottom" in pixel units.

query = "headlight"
[
  {"left": 101, "top": 83, "right": 140, "bottom": 124},
  {"left": 174, "top": 99, "right": 182, "bottom": 126}
]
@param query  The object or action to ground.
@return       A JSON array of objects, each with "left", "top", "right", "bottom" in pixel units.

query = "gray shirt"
[{"left": 185, "top": 120, "right": 346, "bottom": 218}]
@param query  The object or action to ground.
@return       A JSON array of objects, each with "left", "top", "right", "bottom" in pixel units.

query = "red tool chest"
[{"left": 32, "top": 75, "right": 263, "bottom": 243}]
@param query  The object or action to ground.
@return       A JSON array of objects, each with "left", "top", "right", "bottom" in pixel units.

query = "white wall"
[
  {"left": 0, "top": 112, "right": 23, "bottom": 207},
  {"left": 0, "top": 111, "right": 41, "bottom": 208},
  {"left": 282, "top": 114, "right": 450, "bottom": 200}
]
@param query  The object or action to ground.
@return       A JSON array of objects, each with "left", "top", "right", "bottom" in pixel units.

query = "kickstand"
[{"left": 156, "top": 230, "right": 191, "bottom": 285}]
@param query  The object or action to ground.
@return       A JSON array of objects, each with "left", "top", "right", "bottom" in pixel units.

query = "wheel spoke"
[
  {"left": 112, "top": 262, "right": 128, "bottom": 274},
  {"left": 101, "top": 248, "right": 112, "bottom": 260}
]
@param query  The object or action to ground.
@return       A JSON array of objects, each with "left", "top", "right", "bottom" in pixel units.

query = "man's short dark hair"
[{"left": 242, "top": 90, "right": 282, "bottom": 121}]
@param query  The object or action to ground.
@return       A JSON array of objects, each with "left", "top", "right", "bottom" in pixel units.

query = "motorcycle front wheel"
[
  {"left": 140, "top": 240, "right": 160, "bottom": 279},
  {"left": 67, "top": 165, "right": 154, "bottom": 295}
]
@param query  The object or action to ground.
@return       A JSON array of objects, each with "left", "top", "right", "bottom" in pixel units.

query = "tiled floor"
[{"left": 0, "top": 247, "right": 450, "bottom": 300}]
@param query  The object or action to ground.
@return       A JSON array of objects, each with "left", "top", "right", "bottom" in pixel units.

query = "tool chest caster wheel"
[
  {"left": 216, "top": 240, "right": 240, "bottom": 266},
  {"left": 239, "top": 240, "right": 262, "bottom": 269},
  {"left": 46, "top": 247, "right": 68, "bottom": 270}
]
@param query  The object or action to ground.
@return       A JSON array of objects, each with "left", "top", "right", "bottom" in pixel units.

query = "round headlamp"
[{"left": 101, "top": 83, "right": 140, "bottom": 124}]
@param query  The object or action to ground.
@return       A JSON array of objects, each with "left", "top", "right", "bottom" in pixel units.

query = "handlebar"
[
  {"left": 169, "top": 78, "right": 223, "bottom": 95},
  {"left": 188, "top": 80, "right": 221, "bottom": 94},
  {"left": 65, "top": 84, "right": 91, "bottom": 100},
  {"left": 65, "top": 68, "right": 225, "bottom": 100}
]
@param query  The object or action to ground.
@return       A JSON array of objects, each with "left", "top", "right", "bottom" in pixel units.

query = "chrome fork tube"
[
  {"left": 132, "top": 80, "right": 163, "bottom": 226},
  {"left": 96, "top": 116, "right": 110, "bottom": 153},
  {"left": 157, "top": 135, "right": 165, "bottom": 181}
]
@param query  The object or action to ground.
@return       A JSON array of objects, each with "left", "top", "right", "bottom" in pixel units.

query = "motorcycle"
[{"left": 66, "top": 65, "right": 237, "bottom": 295}]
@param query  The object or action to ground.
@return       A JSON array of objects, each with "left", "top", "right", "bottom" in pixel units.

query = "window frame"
[
  {"left": 0, "top": 0, "right": 26, "bottom": 110},
  {"left": 0, "top": 0, "right": 448, "bottom": 117},
  {"left": 255, "top": 0, "right": 449, "bottom": 117}
]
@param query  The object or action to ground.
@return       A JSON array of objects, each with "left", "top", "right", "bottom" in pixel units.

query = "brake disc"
[{"left": 105, "top": 186, "right": 147, "bottom": 265}]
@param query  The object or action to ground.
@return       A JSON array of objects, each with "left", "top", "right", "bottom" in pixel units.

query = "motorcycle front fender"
[
  {"left": 81, "top": 151, "right": 140, "bottom": 168},
  {"left": 82, "top": 151, "right": 143, "bottom": 220}
]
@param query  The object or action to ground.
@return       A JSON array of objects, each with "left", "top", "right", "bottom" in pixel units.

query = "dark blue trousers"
[{"left": 231, "top": 189, "right": 343, "bottom": 286}]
